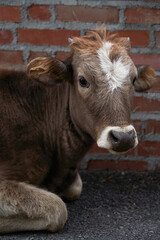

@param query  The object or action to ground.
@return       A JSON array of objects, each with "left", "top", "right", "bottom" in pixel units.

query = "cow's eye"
[
  {"left": 132, "top": 76, "right": 137, "bottom": 85},
  {"left": 79, "top": 77, "right": 90, "bottom": 88}
]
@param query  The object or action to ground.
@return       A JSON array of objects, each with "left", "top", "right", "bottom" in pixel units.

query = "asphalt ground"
[{"left": 1, "top": 170, "right": 160, "bottom": 240}]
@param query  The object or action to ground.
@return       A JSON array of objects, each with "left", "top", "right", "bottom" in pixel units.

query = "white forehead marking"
[{"left": 97, "top": 42, "right": 130, "bottom": 92}]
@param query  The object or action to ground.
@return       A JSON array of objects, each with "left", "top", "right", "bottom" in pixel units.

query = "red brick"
[
  {"left": 29, "top": 51, "right": 48, "bottom": 62},
  {"left": 88, "top": 159, "right": 148, "bottom": 171},
  {"left": 0, "top": 6, "right": 21, "bottom": 22},
  {"left": 28, "top": 5, "right": 51, "bottom": 21},
  {"left": 125, "top": 7, "right": 160, "bottom": 24},
  {"left": 138, "top": 141, "right": 160, "bottom": 156},
  {"left": 155, "top": 31, "right": 160, "bottom": 48},
  {"left": 0, "top": 50, "right": 23, "bottom": 67},
  {"left": 148, "top": 76, "right": 160, "bottom": 93},
  {"left": 133, "top": 120, "right": 142, "bottom": 135},
  {"left": 116, "top": 30, "right": 149, "bottom": 47},
  {"left": 18, "top": 29, "right": 80, "bottom": 46},
  {"left": 146, "top": 120, "right": 160, "bottom": 134},
  {"left": 132, "top": 96, "right": 160, "bottom": 112},
  {"left": 0, "top": 30, "right": 13, "bottom": 44},
  {"left": 55, "top": 51, "right": 71, "bottom": 61},
  {"left": 56, "top": 5, "right": 119, "bottom": 23},
  {"left": 130, "top": 54, "right": 160, "bottom": 71}
]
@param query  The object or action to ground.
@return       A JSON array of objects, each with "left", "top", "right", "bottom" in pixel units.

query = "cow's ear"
[
  {"left": 26, "top": 57, "right": 69, "bottom": 86},
  {"left": 134, "top": 66, "right": 156, "bottom": 92}
]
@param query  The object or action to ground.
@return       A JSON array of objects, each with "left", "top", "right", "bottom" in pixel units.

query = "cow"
[{"left": 0, "top": 27, "right": 155, "bottom": 233}]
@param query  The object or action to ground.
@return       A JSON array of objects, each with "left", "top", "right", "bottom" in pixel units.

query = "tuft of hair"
[
  {"left": 135, "top": 66, "right": 156, "bottom": 92},
  {"left": 69, "top": 25, "right": 118, "bottom": 55}
]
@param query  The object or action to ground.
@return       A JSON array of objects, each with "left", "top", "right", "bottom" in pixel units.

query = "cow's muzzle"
[{"left": 97, "top": 125, "right": 138, "bottom": 154}]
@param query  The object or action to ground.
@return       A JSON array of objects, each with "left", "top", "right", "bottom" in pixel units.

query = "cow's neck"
[{"left": 44, "top": 81, "right": 93, "bottom": 192}]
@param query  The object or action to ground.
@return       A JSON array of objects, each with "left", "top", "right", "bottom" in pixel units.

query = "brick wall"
[{"left": 0, "top": 0, "right": 160, "bottom": 171}]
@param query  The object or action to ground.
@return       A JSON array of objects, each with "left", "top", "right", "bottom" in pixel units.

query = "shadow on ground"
[{"left": 1, "top": 170, "right": 160, "bottom": 240}]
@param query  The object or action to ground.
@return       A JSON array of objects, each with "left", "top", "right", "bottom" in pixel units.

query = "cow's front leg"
[
  {"left": 60, "top": 172, "right": 83, "bottom": 201},
  {"left": 0, "top": 180, "right": 67, "bottom": 233}
]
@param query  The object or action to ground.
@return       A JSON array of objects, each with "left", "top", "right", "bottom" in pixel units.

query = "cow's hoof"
[{"left": 46, "top": 195, "right": 68, "bottom": 232}]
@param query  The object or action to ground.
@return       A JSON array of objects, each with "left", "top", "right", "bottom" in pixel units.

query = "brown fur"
[
  {"left": 0, "top": 27, "right": 155, "bottom": 233},
  {"left": 70, "top": 26, "right": 130, "bottom": 55},
  {"left": 27, "top": 57, "right": 69, "bottom": 85},
  {"left": 135, "top": 66, "right": 155, "bottom": 92}
]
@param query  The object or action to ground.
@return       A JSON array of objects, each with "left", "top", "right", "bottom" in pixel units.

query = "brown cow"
[{"left": 0, "top": 27, "right": 155, "bottom": 233}]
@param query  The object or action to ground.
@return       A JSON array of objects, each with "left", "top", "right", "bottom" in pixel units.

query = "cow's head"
[{"left": 27, "top": 27, "right": 155, "bottom": 154}]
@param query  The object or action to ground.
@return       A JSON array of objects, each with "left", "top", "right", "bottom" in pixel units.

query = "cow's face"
[
  {"left": 69, "top": 30, "right": 155, "bottom": 154},
  {"left": 27, "top": 29, "right": 155, "bottom": 154},
  {"left": 71, "top": 41, "right": 138, "bottom": 153}
]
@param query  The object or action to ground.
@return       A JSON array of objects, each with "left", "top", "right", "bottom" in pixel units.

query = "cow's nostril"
[
  {"left": 110, "top": 131, "right": 120, "bottom": 143},
  {"left": 109, "top": 129, "right": 136, "bottom": 152},
  {"left": 110, "top": 130, "right": 135, "bottom": 143}
]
